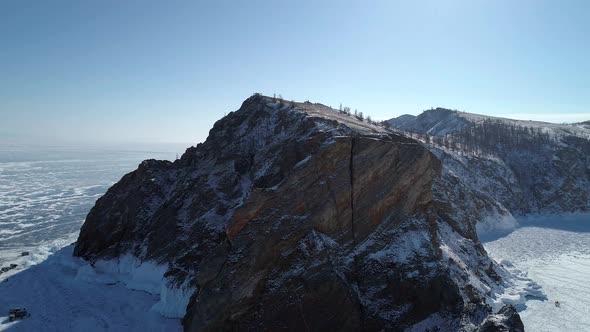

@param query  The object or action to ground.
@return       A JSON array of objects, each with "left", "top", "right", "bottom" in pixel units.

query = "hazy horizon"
[
  {"left": 2, "top": 0, "right": 589, "bottom": 144},
  {"left": 2, "top": 93, "right": 589, "bottom": 147}
]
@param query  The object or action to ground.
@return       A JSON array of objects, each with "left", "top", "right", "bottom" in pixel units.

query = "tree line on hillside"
[
  {"left": 411, "top": 119, "right": 556, "bottom": 155},
  {"left": 335, "top": 103, "right": 389, "bottom": 127},
  {"left": 262, "top": 93, "right": 393, "bottom": 129}
]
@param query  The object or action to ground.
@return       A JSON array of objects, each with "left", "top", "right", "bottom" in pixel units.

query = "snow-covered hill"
[
  {"left": 388, "top": 108, "right": 590, "bottom": 232},
  {"left": 389, "top": 108, "right": 590, "bottom": 140},
  {"left": 388, "top": 108, "right": 471, "bottom": 136},
  {"left": 387, "top": 109, "right": 590, "bottom": 331}
]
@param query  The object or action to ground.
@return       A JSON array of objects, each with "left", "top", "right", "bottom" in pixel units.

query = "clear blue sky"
[{"left": 1, "top": 0, "right": 589, "bottom": 145}]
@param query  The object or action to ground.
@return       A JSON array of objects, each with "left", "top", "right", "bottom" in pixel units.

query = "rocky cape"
[{"left": 75, "top": 95, "right": 528, "bottom": 331}]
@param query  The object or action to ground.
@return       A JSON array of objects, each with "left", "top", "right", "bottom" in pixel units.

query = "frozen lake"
[
  {"left": 0, "top": 143, "right": 188, "bottom": 331},
  {"left": 484, "top": 214, "right": 590, "bottom": 332},
  {"left": 0, "top": 143, "right": 185, "bottom": 272}
]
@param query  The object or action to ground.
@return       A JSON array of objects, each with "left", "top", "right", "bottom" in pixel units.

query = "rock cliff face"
[{"left": 75, "top": 95, "right": 523, "bottom": 331}]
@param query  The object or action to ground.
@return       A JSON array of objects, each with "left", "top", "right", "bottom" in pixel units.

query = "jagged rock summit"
[{"left": 74, "top": 95, "right": 525, "bottom": 331}]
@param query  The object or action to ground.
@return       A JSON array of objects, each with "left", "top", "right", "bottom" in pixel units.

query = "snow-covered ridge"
[
  {"left": 390, "top": 105, "right": 590, "bottom": 218},
  {"left": 388, "top": 108, "right": 471, "bottom": 136},
  {"left": 386, "top": 105, "right": 590, "bottom": 325},
  {"left": 458, "top": 111, "right": 588, "bottom": 133},
  {"left": 389, "top": 107, "right": 590, "bottom": 140}
]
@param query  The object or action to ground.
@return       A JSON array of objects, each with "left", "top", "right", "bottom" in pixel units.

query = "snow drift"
[{"left": 75, "top": 255, "right": 194, "bottom": 318}]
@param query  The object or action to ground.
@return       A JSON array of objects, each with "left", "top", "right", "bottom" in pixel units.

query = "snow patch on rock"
[
  {"left": 366, "top": 230, "right": 431, "bottom": 264},
  {"left": 438, "top": 222, "right": 492, "bottom": 296}
]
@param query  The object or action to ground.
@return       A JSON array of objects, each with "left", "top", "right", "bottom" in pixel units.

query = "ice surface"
[
  {"left": 0, "top": 144, "right": 181, "bottom": 270},
  {"left": 484, "top": 214, "right": 590, "bottom": 332},
  {"left": 489, "top": 259, "right": 546, "bottom": 312},
  {"left": 0, "top": 144, "right": 188, "bottom": 329},
  {"left": 0, "top": 245, "right": 181, "bottom": 331}
]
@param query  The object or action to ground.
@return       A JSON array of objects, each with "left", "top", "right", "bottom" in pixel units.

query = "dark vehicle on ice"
[{"left": 8, "top": 308, "right": 30, "bottom": 321}]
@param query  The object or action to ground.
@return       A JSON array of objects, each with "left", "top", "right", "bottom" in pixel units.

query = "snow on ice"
[{"left": 0, "top": 245, "right": 182, "bottom": 332}]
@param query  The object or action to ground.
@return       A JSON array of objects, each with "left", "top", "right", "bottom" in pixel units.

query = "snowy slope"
[
  {"left": 389, "top": 108, "right": 590, "bottom": 139},
  {"left": 431, "top": 137, "right": 590, "bottom": 218},
  {"left": 457, "top": 112, "right": 590, "bottom": 140},
  {"left": 388, "top": 107, "right": 590, "bottom": 232}
]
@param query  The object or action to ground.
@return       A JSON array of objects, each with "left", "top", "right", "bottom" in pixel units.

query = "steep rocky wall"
[
  {"left": 74, "top": 95, "right": 522, "bottom": 331},
  {"left": 183, "top": 134, "right": 448, "bottom": 331}
]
